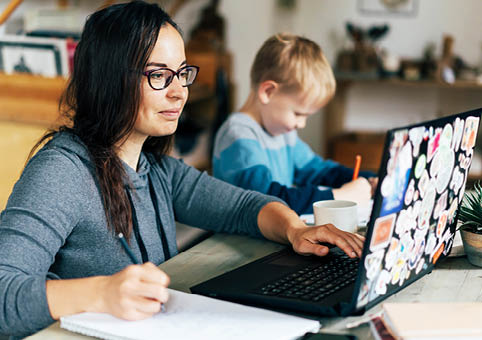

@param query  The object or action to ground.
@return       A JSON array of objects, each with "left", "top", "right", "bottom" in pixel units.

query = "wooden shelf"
[
  {"left": 335, "top": 77, "right": 482, "bottom": 89},
  {"left": 0, "top": 73, "right": 215, "bottom": 127},
  {"left": 324, "top": 76, "right": 482, "bottom": 177},
  {"left": 0, "top": 73, "right": 66, "bottom": 126}
]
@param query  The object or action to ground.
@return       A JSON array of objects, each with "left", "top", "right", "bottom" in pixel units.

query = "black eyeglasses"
[{"left": 142, "top": 65, "right": 199, "bottom": 91}]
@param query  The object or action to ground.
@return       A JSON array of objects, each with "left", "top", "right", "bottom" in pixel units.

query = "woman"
[{"left": 0, "top": 1, "right": 363, "bottom": 338}]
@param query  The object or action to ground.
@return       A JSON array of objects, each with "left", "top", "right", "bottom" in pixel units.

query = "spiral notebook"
[{"left": 60, "top": 289, "right": 320, "bottom": 340}]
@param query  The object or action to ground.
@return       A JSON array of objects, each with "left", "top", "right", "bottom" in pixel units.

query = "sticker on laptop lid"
[
  {"left": 440, "top": 123, "right": 453, "bottom": 148},
  {"left": 414, "top": 154, "right": 426, "bottom": 179},
  {"left": 384, "top": 237, "right": 400, "bottom": 270},
  {"left": 374, "top": 269, "right": 391, "bottom": 295},
  {"left": 370, "top": 214, "right": 396, "bottom": 251},
  {"left": 427, "top": 128, "right": 442, "bottom": 162},
  {"left": 380, "top": 142, "right": 412, "bottom": 216},
  {"left": 461, "top": 116, "right": 479, "bottom": 152},
  {"left": 433, "top": 146, "right": 455, "bottom": 194},
  {"left": 436, "top": 211, "right": 448, "bottom": 239},
  {"left": 417, "top": 170, "right": 429, "bottom": 199},
  {"left": 365, "top": 249, "right": 384, "bottom": 280},
  {"left": 433, "top": 190, "right": 448, "bottom": 220},
  {"left": 452, "top": 117, "right": 464, "bottom": 152},
  {"left": 409, "top": 126, "right": 425, "bottom": 157}
]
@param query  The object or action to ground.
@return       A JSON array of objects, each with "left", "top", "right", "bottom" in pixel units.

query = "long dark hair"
[{"left": 31, "top": 1, "right": 180, "bottom": 240}]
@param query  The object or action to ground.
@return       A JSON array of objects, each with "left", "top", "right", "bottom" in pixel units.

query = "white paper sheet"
[{"left": 61, "top": 289, "right": 320, "bottom": 340}]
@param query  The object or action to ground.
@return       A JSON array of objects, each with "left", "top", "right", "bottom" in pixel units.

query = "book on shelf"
[{"left": 379, "top": 302, "right": 482, "bottom": 339}]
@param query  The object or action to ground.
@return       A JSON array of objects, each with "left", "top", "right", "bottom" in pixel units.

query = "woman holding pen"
[{"left": 0, "top": 1, "right": 364, "bottom": 338}]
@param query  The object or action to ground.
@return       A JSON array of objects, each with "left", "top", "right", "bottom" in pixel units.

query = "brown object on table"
[
  {"left": 436, "top": 34, "right": 456, "bottom": 83},
  {"left": 329, "top": 132, "right": 385, "bottom": 173}
]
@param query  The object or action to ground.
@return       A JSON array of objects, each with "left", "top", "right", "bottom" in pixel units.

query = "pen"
[
  {"left": 117, "top": 233, "right": 166, "bottom": 312},
  {"left": 352, "top": 154, "right": 362, "bottom": 180},
  {"left": 118, "top": 232, "right": 140, "bottom": 264}
]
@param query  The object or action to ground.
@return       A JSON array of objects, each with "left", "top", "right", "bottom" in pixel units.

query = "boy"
[{"left": 213, "top": 33, "right": 376, "bottom": 214}]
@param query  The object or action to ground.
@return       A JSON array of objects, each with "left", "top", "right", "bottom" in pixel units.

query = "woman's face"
[{"left": 133, "top": 24, "right": 188, "bottom": 142}]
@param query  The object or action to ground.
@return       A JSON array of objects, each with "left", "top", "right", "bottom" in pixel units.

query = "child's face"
[
  {"left": 261, "top": 89, "right": 322, "bottom": 136},
  {"left": 133, "top": 24, "right": 188, "bottom": 142}
]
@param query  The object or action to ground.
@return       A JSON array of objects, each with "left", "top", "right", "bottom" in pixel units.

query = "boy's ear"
[{"left": 257, "top": 81, "right": 279, "bottom": 104}]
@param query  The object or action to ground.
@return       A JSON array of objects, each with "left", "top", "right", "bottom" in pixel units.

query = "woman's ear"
[{"left": 257, "top": 81, "right": 279, "bottom": 104}]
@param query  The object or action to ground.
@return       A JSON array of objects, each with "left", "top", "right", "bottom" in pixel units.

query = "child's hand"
[
  {"left": 368, "top": 177, "right": 378, "bottom": 197},
  {"left": 332, "top": 177, "right": 371, "bottom": 204}
]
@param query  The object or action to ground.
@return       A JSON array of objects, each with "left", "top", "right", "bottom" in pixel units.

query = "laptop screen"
[{"left": 355, "top": 108, "right": 481, "bottom": 311}]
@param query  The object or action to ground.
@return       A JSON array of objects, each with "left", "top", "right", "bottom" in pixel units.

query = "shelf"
[
  {"left": 0, "top": 73, "right": 66, "bottom": 126},
  {"left": 323, "top": 75, "right": 482, "bottom": 180},
  {"left": 336, "top": 77, "right": 482, "bottom": 89},
  {"left": 0, "top": 73, "right": 215, "bottom": 127}
]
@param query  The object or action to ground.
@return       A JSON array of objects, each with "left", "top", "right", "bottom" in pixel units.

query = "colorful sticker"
[
  {"left": 418, "top": 170, "right": 429, "bottom": 199},
  {"left": 409, "top": 238, "right": 425, "bottom": 270},
  {"left": 418, "top": 182, "right": 436, "bottom": 231},
  {"left": 440, "top": 123, "right": 453, "bottom": 147},
  {"left": 431, "top": 242, "right": 445, "bottom": 264},
  {"left": 451, "top": 117, "right": 464, "bottom": 152},
  {"left": 461, "top": 116, "right": 479, "bottom": 152},
  {"left": 436, "top": 210, "right": 448, "bottom": 238},
  {"left": 390, "top": 259, "right": 406, "bottom": 285},
  {"left": 414, "top": 227, "right": 428, "bottom": 242},
  {"left": 450, "top": 166, "right": 464, "bottom": 192},
  {"left": 413, "top": 190, "right": 419, "bottom": 201},
  {"left": 461, "top": 154, "right": 472, "bottom": 170},
  {"left": 356, "top": 284, "right": 369, "bottom": 308},
  {"left": 425, "top": 232, "right": 437, "bottom": 256},
  {"left": 374, "top": 270, "right": 391, "bottom": 295},
  {"left": 380, "top": 142, "right": 412, "bottom": 216},
  {"left": 404, "top": 179, "right": 415, "bottom": 206},
  {"left": 409, "top": 127, "right": 425, "bottom": 157},
  {"left": 433, "top": 191, "right": 448, "bottom": 220},
  {"left": 415, "top": 257, "right": 425, "bottom": 274},
  {"left": 427, "top": 128, "right": 442, "bottom": 162},
  {"left": 364, "top": 249, "right": 384, "bottom": 280},
  {"left": 399, "top": 232, "right": 415, "bottom": 261},
  {"left": 444, "top": 237, "right": 454, "bottom": 256},
  {"left": 384, "top": 237, "right": 400, "bottom": 270},
  {"left": 370, "top": 214, "right": 396, "bottom": 251},
  {"left": 414, "top": 154, "right": 426, "bottom": 179},
  {"left": 448, "top": 199, "right": 458, "bottom": 224},
  {"left": 432, "top": 146, "right": 455, "bottom": 194},
  {"left": 399, "top": 262, "right": 409, "bottom": 286}
]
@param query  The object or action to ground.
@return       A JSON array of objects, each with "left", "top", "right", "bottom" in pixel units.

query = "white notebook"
[{"left": 60, "top": 289, "right": 320, "bottom": 340}]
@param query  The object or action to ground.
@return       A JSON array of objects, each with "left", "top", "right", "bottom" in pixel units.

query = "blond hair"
[{"left": 250, "top": 33, "right": 336, "bottom": 105}]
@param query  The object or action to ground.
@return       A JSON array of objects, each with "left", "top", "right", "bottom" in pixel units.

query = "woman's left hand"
[{"left": 286, "top": 223, "right": 365, "bottom": 258}]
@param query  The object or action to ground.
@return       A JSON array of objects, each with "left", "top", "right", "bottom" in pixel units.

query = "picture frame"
[
  {"left": 358, "top": 0, "right": 418, "bottom": 17},
  {"left": 0, "top": 35, "right": 69, "bottom": 77}
]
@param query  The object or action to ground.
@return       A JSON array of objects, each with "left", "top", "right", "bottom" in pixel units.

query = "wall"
[
  {"left": 219, "top": 0, "right": 482, "bottom": 155},
  {"left": 2, "top": 0, "right": 481, "bottom": 156}
]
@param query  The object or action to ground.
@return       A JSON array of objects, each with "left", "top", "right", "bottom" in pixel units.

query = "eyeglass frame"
[{"left": 142, "top": 65, "right": 200, "bottom": 91}]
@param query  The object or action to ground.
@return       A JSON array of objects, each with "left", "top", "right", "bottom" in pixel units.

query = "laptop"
[{"left": 191, "top": 108, "right": 482, "bottom": 317}]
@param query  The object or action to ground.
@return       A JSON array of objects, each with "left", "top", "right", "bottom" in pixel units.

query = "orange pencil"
[{"left": 352, "top": 155, "right": 362, "bottom": 180}]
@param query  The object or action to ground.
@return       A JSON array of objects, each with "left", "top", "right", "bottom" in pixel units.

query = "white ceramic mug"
[{"left": 313, "top": 200, "right": 358, "bottom": 233}]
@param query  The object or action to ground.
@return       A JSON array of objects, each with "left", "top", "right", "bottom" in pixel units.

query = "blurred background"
[{"left": 1, "top": 0, "right": 482, "bottom": 210}]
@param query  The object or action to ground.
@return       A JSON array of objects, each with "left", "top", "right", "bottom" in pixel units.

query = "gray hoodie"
[{"left": 0, "top": 132, "right": 280, "bottom": 338}]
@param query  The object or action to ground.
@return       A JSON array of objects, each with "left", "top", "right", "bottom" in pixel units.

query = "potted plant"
[{"left": 457, "top": 182, "right": 482, "bottom": 267}]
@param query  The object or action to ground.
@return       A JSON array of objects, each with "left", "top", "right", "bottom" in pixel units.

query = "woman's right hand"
[
  {"left": 332, "top": 177, "right": 371, "bottom": 204},
  {"left": 96, "top": 262, "right": 170, "bottom": 320}
]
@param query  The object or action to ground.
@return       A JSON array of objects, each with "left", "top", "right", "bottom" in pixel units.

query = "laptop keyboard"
[{"left": 255, "top": 253, "right": 359, "bottom": 302}]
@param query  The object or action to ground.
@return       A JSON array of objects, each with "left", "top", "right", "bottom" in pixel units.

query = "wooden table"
[{"left": 27, "top": 233, "right": 482, "bottom": 340}]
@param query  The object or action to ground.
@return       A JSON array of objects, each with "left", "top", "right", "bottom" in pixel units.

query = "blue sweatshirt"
[
  {"left": 0, "top": 132, "right": 280, "bottom": 338},
  {"left": 213, "top": 113, "right": 373, "bottom": 214}
]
